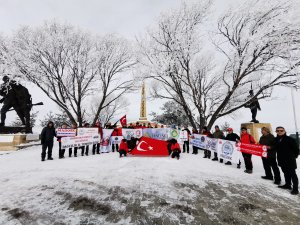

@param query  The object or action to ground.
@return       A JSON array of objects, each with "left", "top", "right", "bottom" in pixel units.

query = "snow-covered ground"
[{"left": 0, "top": 143, "right": 299, "bottom": 225}]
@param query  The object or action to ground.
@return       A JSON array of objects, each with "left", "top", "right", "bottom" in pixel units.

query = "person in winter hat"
[{"left": 40, "top": 121, "right": 56, "bottom": 161}]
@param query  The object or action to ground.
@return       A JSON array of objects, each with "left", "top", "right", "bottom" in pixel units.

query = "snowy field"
[{"left": 0, "top": 143, "right": 299, "bottom": 225}]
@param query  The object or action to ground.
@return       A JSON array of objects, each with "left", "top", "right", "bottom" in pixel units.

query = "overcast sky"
[{"left": 0, "top": 0, "right": 299, "bottom": 134}]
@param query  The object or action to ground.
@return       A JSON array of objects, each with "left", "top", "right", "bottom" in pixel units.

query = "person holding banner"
[
  {"left": 111, "top": 125, "right": 121, "bottom": 152},
  {"left": 182, "top": 127, "right": 191, "bottom": 153},
  {"left": 40, "top": 121, "right": 56, "bottom": 161},
  {"left": 212, "top": 125, "right": 225, "bottom": 162},
  {"left": 224, "top": 128, "right": 241, "bottom": 168},
  {"left": 275, "top": 127, "right": 299, "bottom": 195},
  {"left": 202, "top": 127, "right": 213, "bottom": 159},
  {"left": 191, "top": 128, "right": 199, "bottom": 154},
  {"left": 69, "top": 123, "right": 78, "bottom": 157},
  {"left": 170, "top": 139, "right": 181, "bottom": 160},
  {"left": 119, "top": 139, "right": 129, "bottom": 157},
  {"left": 57, "top": 123, "right": 68, "bottom": 159},
  {"left": 240, "top": 127, "right": 256, "bottom": 174},
  {"left": 92, "top": 121, "right": 102, "bottom": 155},
  {"left": 259, "top": 127, "right": 281, "bottom": 184},
  {"left": 80, "top": 123, "right": 90, "bottom": 156}
]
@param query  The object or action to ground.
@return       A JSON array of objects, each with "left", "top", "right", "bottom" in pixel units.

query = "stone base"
[
  {"left": 241, "top": 123, "right": 272, "bottom": 142},
  {"left": 0, "top": 134, "right": 40, "bottom": 151}
]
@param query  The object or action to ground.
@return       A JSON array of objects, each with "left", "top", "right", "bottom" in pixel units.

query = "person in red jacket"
[
  {"left": 170, "top": 139, "right": 181, "bottom": 160},
  {"left": 92, "top": 121, "right": 102, "bottom": 155},
  {"left": 240, "top": 127, "right": 256, "bottom": 174},
  {"left": 119, "top": 139, "right": 129, "bottom": 157}
]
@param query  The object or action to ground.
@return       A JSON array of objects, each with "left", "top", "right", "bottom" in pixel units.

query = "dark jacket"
[
  {"left": 259, "top": 133, "right": 276, "bottom": 158},
  {"left": 275, "top": 134, "right": 298, "bottom": 169},
  {"left": 225, "top": 133, "right": 240, "bottom": 142},
  {"left": 213, "top": 130, "right": 225, "bottom": 139},
  {"left": 41, "top": 122, "right": 56, "bottom": 144}
]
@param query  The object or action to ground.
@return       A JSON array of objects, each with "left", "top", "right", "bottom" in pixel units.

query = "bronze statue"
[
  {"left": 245, "top": 90, "right": 261, "bottom": 123},
  {"left": 0, "top": 76, "right": 32, "bottom": 132}
]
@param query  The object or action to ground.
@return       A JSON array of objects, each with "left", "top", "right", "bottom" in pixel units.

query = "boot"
[
  {"left": 261, "top": 176, "right": 273, "bottom": 180},
  {"left": 225, "top": 161, "right": 232, "bottom": 165},
  {"left": 291, "top": 189, "right": 299, "bottom": 195},
  {"left": 278, "top": 184, "right": 292, "bottom": 189}
]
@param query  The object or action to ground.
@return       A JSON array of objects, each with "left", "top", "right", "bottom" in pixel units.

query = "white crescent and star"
[{"left": 136, "top": 140, "right": 153, "bottom": 152}]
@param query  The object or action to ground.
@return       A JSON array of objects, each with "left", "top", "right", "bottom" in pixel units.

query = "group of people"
[
  {"left": 40, "top": 121, "right": 299, "bottom": 195},
  {"left": 181, "top": 125, "right": 299, "bottom": 195}
]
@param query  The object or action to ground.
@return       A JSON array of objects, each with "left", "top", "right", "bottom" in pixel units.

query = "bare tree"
[
  {"left": 138, "top": 0, "right": 300, "bottom": 130},
  {"left": 2, "top": 22, "right": 135, "bottom": 127},
  {"left": 91, "top": 34, "right": 136, "bottom": 126}
]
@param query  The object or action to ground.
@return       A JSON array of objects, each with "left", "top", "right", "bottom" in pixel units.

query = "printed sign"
[
  {"left": 61, "top": 135, "right": 100, "bottom": 148},
  {"left": 110, "top": 136, "right": 123, "bottom": 145},
  {"left": 217, "top": 140, "right": 241, "bottom": 163},
  {"left": 205, "top": 137, "right": 218, "bottom": 153},
  {"left": 179, "top": 131, "right": 188, "bottom": 142},
  {"left": 142, "top": 128, "right": 169, "bottom": 140},
  {"left": 77, "top": 128, "right": 99, "bottom": 136},
  {"left": 238, "top": 143, "right": 267, "bottom": 157},
  {"left": 168, "top": 129, "right": 180, "bottom": 139},
  {"left": 56, "top": 128, "right": 77, "bottom": 137},
  {"left": 122, "top": 129, "right": 143, "bottom": 140},
  {"left": 190, "top": 134, "right": 207, "bottom": 149},
  {"left": 100, "top": 129, "right": 114, "bottom": 153}
]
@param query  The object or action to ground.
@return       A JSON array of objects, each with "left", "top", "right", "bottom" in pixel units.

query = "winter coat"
[
  {"left": 119, "top": 141, "right": 129, "bottom": 153},
  {"left": 213, "top": 130, "right": 225, "bottom": 139},
  {"left": 275, "top": 134, "right": 298, "bottom": 169},
  {"left": 171, "top": 143, "right": 181, "bottom": 152},
  {"left": 259, "top": 133, "right": 276, "bottom": 158},
  {"left": 41, "top": 122, "right": 56, "bottom": 144},
  {"left": 225, "top": 133, "right": 240, "bottom": 142},
  {"left": 240, "top": 133, "right": 256, "bottom": 144},
  {"left": 202, "top": 131, "right": 213, "bottom": 138}
]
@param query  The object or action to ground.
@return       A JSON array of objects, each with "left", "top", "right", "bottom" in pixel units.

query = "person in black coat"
[
  {"left": 224, "top": 128, "right": 241, "bottom": 168},
  {"left": 40, "top": 121, "right": 56, "bottom": 161},
  {"left": 259, "top": 127, "right": 281, "bottom": 184},
  {"left": 275, "top": 126, "right": 299, "bottom": 195}
]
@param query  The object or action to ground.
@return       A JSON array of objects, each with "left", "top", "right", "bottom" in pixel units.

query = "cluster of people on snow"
[
  {"left": 40, "top": 121, "right": 299, "bottom": 195},
  {"left": 181, "top": 125, "right": 299, "bottom": 195}
]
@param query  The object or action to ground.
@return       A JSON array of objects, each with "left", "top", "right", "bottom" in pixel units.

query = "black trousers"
[
  {"left": 58, "top": 142, "right": 65, "bottom": 158},
  {"left": 171, "top": 151, "right": 180, "bottom": 159},
  {"left": 183, "top": 141, "right": 189, "bottom": 153},
  {"left": 81, "top": 145, "right": 89, "bottom": 156},
  {"left": 281, "top": 166, "right": 299, "bottom": 190},
  {"left": 192, "top": 146, "right": 198, "bottom": 154},
  {"left": 112, "top": 143, "right": 119, "bottom": 152},
  {"left": 41, "top": 141, "right": 53, "bottom": 160},
  {"left": 204, "top": 149, "right": 211, "bottom": 158},
  {"left": 92, "top": 143, "right": 100, "bottom": 154},
  {"left": 262, "top": 157, "right": 281, "bottom": 181},
  {"left": 69, "top": 147, "right": 78, "bottom": 157},
  {"left": 242, "top": 153, "right": 253, "bottom": 170},
  {"left": 119, "top": 149, "right": 127, "bottom": 157}
]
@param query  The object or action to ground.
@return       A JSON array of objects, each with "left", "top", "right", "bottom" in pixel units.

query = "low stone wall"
[{"left": 0, "top": 134, "right": 40, "bottom": 151}]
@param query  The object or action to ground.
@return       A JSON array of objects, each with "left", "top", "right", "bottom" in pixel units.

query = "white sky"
[{"left": 0, "top": 0, "right": 300, "bottom": 134}]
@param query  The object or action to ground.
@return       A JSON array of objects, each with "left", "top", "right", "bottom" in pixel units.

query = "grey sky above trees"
[{"left": 0, "top": 0, "right": 299, "bottom": 132}]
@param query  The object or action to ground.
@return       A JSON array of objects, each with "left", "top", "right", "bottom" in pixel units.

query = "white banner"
[
  {"left": 77, "top": 128, "right": 99, "bottom": 136},
  {"left": 205, "top": 137, "right": 218, "bottom": 153},
  {"left": 61, "top": 135, "right": 100, "bottom": 149},
  {"left": 142, "top": 128, "right": 169, "bottom": 140},
  {"left": 56, "top": 128, "right": 77, "bottom": 137},
  {"left": 122, "top": 129, "right": 143, "bottom": 140},
  {"left": 100, "top": 129, "right": 114, "bottom": 153},
  {"left": 110, "top": 136, "right": 123, "bottom": 145},
  {"left": 179, "top": 131, "right": 188, "bottom": 143},
  {"left": 190, "top": 134, "right": 207, "bottom": 149},
  {"left": 217, "top": 140, "right": 241, "bottom": 164}
]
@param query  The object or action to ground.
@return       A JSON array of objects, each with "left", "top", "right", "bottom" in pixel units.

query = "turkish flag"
[
  {"left": 120, "top": 115, "right": 127, "bottom": 127},
  {"left": 130, "top": 136, "right": 169, "bottom": 156}
]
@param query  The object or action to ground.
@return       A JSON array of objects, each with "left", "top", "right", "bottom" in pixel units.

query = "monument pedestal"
[
  {"left": 241, "top": 123, "right": 272, "bottom": 142},
  {"left": 0, "top": 134, "right": 40, "bottom": 151}
]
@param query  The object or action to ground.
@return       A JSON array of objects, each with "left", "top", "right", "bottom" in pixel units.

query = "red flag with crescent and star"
[
  {"left": 120, "top": 115, "right": 127, "bottom": 127},
  {"left": 130, "top": 136, "right": 169, "bottom": 156}
]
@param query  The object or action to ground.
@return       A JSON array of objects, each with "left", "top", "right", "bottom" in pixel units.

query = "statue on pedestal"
[
  {"left": 0, "top": 76, "right": 33, "bottom": 133},
  {"left": 245, "top": 90, "right": 261, "bottom": 123}
]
